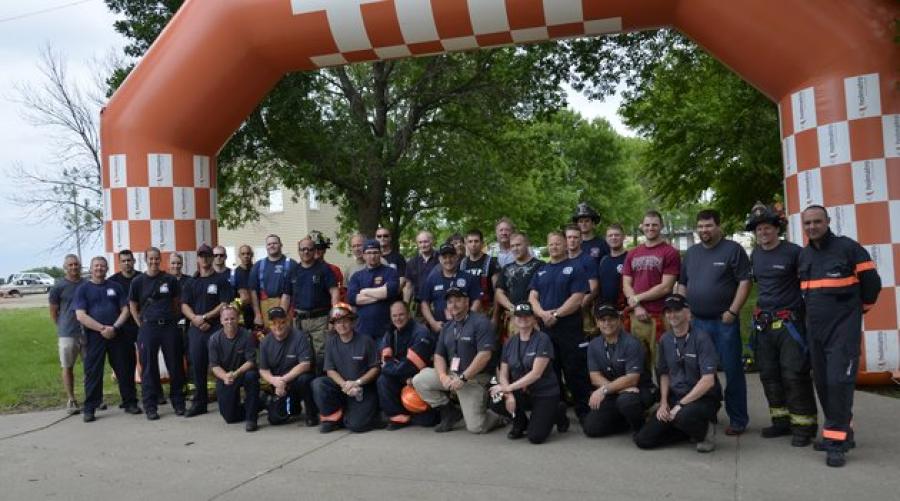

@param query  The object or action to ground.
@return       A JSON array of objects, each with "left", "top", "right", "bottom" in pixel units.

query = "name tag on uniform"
[
  {"left": 353, "top": 356, "right": 364, "bottom": 360},
  {"left": 450, "top": 357, "right": 461, "bottom": 372},
  {"left": 434, "top": 284, "right": 444, "bottom": 291},
  {"left": 160, "top": 284, "right": 170, "bottom": 294},
  {"left": 106, "top": 288, "right": 117, "bottom": 297},
  {"left": 686, "top": 353, "right": 697, "bottom": 358},
  {"left": 206, "top": 284, "right": 218, "bottom": 294},
  {"left": 287, "top": 354, "right": 297, "bottom": 359}
]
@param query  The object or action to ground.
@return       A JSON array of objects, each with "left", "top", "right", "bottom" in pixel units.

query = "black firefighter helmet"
[
  {"left": 571, "top": 202, "right": 600, "bottom": 224},
  {"left": 745, "top": 202, "right": 785, "bottom": 232}
]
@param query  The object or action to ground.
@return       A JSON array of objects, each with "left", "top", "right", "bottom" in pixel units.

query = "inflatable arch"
[{"left": 101, "top": 0, "right": 898, "bottom": 382}]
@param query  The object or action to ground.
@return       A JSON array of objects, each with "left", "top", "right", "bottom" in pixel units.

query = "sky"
[{"left": 0, "top": 0, "right": 631, "bottom": 279}]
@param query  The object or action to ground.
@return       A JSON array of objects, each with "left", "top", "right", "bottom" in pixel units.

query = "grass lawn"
[{"left": 0, "top": 308, "right": 117, "bottom": 413}]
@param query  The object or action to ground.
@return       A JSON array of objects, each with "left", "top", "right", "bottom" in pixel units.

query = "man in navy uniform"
[
  {"left": 129, "top": 247, "right": 185, "bottom": 420},
  {"left": 572, "top": 202, "right": 610, "bottom": 264},
  {"left": 634, "top": 294, "right": 722, "bottom": 453},
  {"left": 285, "top": 236, "right": 339, "bottom": 373},
  {"left": 420, "top": 243, "right": 482, "bottom": 333},
  {"left": 377, "top": 301, "right": 437, "bottom": 429},
  {"left": 109, "top": 248, "right": 146, "bottom": 406},
  {"left": 347, "top": 239, "right": 401, "bottom": 340},
  {"left": 799, "top": 205, "right": 881, "bottom": 467},
  {"left": 208, "top": 304, "right": 260, "bottom": 431},
  {"left": 258, "top": 306, "right": 318, "bottom": 426},
  {"left": 74, "top": 256, "right": 141, "bottom": 422},
  {"left": 181, "top": 244, "right": 234, "bottom": 417},
  {"left": 529, "top": 231, "right": 592, "bottom": 420},
  {"left": 248, "top": 234, "right": 294, "bottom": 329}
]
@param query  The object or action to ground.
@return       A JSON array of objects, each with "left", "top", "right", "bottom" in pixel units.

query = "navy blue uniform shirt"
[
  {"left": 347, "top": 264, "right": 400, "bottom": 339},
  {"left": 248, "top": 256, "right": 295, "bottom": 300},
  {"left": 128, "top": 272, "right": 181, "bottom": 322},
  {"left": 285, "top": 260, "right": 336, "bottom": 311},
  {"left": 182, "top": 272, "right": 234, "bottom": 328},
  {"left": 528, "top": 258, "right": 590, "bottom": 318},
  {"left": 74, "top": 280, "right": 127, "bottom": 327},
  {"left": 501, "top": 330, "right": 558, "bottom": 398},
  {"left": 419, "top": 270, "right": 481, "bottom": 322},
  {"left": 581, "top": 237, "right": 610, "bottom": 264}
]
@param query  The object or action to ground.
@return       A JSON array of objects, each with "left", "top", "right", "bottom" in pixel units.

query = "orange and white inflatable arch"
[{"left": 101, "top": 0, "right": 898, "bottom": 383}]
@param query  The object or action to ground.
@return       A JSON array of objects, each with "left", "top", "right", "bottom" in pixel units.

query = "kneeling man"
[{"left": 208, "top": 304, "right": 260, "bottom": 431}]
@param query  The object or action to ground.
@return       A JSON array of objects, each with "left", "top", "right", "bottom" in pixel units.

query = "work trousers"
[
  {"left": 546, "top": 317, "right": 591, "bottom": 418},
  {"left": 806, "top": 296, "right": 862, "bottom": 444},
  {"left": 83, "top": 329, "right": 138, "bottom": 413},
  {"left": 312, "top": 377, "right": 379, "bottom": 432},
  {"left": 376, "top": 373, "right": 439, "bottom": 426},
  {"left": 692, "top": 317, "right": 748, "bottom": 430},
  {"left": 583, "top": 389, "right": 653, "bottom": 437},
  {"left": 267, "top": 373, "right": 317, "bottom": 425},
  {"left": 188, "top": 325, "right": 217, "bottom": 407},
  {"left": 295, "top": 315, "right": 329, "bottom": 374},
  {"left": 216, "top": 370, "right": 260, "bottom": 424},
  {"left": 413, "top": 368, "right": 500, "bottom": 434},
  {"left": 755, "top": 319, "right": 817, "bottom": 437},
  {"left": 634, "top": 397, "right": 720, "bottom": 449},
  {"left": 490, "top": 391, "right": 561, "bottom": 444},
  {"left": 138, "top": 321, "right": 185, "bottom": 413},
  {"left": 629, "top": 312, "right": 666, "bottom": 375}
]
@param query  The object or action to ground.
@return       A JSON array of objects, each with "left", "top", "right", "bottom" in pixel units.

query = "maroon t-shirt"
[{"left": 622, "top": 242, "right": 681, "bottom": 314}]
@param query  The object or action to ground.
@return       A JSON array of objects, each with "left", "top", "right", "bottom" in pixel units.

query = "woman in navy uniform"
[
  {"left": 128, "top": 247, "right": 185, "bottom": 420},
  {"left": 583, "top": 303, "right": 655, "bottom": 438},
  {"left": 312, "top": 303, "right": 382, "bottom": 433},
  {"left": 490, "top": 302, "right": 568, "bottom": 444}
]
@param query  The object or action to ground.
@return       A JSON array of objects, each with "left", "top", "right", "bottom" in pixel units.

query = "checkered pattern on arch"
[
  {"left": 102, "top": 153, "right": 218, "bottom": 274},
  {"left": 290, "top": 0, "right": 623, "bottom": 67},
  {"left": 779, "top": 71, "right": 900, "bottom": 373}
]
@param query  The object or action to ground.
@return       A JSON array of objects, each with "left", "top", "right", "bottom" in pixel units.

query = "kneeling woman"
[
  {"left": 490, "top": 303, "right": 568, "bottom": 444},
  {"left": 583, "top": 304, "right": 656, "bottom": 438},
  {"left": 312, "top": 303, "right": 381, "bottom": 433}
]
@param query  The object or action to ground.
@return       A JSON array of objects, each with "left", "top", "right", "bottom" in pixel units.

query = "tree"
[
  {"left": 5, "top": 46, "right": 113, "bottom": 258},
  {"left": 560, "top": 31, "right": 783, "bottom": 229}
]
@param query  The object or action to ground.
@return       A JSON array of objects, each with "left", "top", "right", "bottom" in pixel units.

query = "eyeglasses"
[
  {"left": 213, "top": 253, "right": 226, "bottom": 258},
  {"left": 240, "top": 252, "right": 252, "bottom": 256},
  {"left": 375, "top": 234, "right": 390, "bottom": 238},
  {"left": 299, "top": 247, "right": 315, "bottom": 252}
]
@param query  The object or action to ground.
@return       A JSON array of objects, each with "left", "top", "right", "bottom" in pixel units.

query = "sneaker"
[
  {"left": 507, "top": 427, "right": 525, "bottom": 440},
  {"left": 386, "top": 421, "right": 409, "bottom": 431},
  {"left": 245, "top": 421, "right": 259, "bottom": 432},
  {"left": 760, "top": 424, "right": 791, "bottom": 438},
  {"left": 305, "top": 414, "right": 320, "bottom": 427},
  {"left": 146, "top": 410, "right": 160, "bottom": 421},
  {"left": 826, "top": 448, "right": 846, "bottom": 467},
  {"left": 174, "top": 405, "right": 186, "bottom": 416},
  {"left": 123, "top": 404, "right": 143, "bottom": 415},
  {"left": 82, "top": 411, "right": 96, "bottom": 423},
  {"left": 184, "top": 405, "right": 207, "bottom": 418},
  {"left": 320, "top": 421, "right": 342, "bottom": 434},
  {"left": 697, "top": 422, "right": 716, "bottom": 453},
  {"left": 724, "top": 425, "right": 746, "bottom": 436},
  {"left": 98, "top": 402, "right": 108, "bottom": 411},
  {"left": 66, "top": 399, "right": 81, "bottom": 416}
]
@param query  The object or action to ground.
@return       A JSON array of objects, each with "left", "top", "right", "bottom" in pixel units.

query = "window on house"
[
  {"left": 307, "top": 188, "right": 319, "bottom": 210},
  {"left": 268, "top": 189, "right": 283, "bottom": 213}
]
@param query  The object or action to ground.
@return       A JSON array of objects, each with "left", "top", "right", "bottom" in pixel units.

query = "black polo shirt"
[
  {"left": 128, "top": 272, "right": 181, "bottom": 322},
  {"left": 751, "top": 240, "right": 802, "bottom": 312},
  {"left": 435, "top": 312, "right": 497, "bottom": 374},
  {"left": 497, "top": 258, "right": 544, "bottom": 305},
  {"left": 656, "top": 328, "right": 722, "bottom": 403},
  {"left": 587, "top": 331, "right": 652, "bottom": 389},
  {"left": 323, "top": 333, "right": 379, "bottom": 381},
  {"left": 259, "top": 328, "right": 312, "bottom": 376},
  {"left": 208, "top": 328, "right": 256, "bottom": 372},
  {"left": 501, "top": 331, "right": 558, "bottom": 397},
  {"left": 182, "top": 272, "right": 233, "bottom": 328}
]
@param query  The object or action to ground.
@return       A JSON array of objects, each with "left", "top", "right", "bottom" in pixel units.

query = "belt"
[
  {"left": 144, "top": 319, "right": 173, "bottom": 326},
  {"left": 295, "top": 307, "right": 329, "bottom": 319}
]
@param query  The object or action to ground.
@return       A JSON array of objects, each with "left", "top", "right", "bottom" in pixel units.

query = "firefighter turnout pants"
[{"left": 755, "top": 318, "right": 817, "bottom": 437}]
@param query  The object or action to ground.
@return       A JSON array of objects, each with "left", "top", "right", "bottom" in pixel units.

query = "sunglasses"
[
  {"left": 213, "top": 253, "right": 226, "bottom": 257},
  {"left": 299, "top": 247, "right": 315, "bottom": 252},
  {"left": 375, "top": 234, "right": 390, "bottom": 238}
]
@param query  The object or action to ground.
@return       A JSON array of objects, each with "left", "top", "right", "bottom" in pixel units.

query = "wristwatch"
[
  {"left": 459, "top": 373, "right": 468, "bottom": 382},
  {"left": 552, "top": 311, "right": 559, "bottom": 319},
  {"left": 601, "top": 385, "right": 609, "bottom": 395}
]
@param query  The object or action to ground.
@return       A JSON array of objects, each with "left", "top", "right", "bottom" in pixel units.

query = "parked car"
[
  {"left": 7, "top": 272, "right": 55, "bottom": 286},
  {"left": 0, "top": 278, "right": 50, "bottom": 297}
]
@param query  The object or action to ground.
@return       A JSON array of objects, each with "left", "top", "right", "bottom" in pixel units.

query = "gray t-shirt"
[
  {"left": 750, "top": 241, "right": 802, "bottom": 312},
  {"left": 259, "top": 328, "right": 313, "bottom": 376},
  {"left": 208, "top": 327, "right": 256, "bottom": 372},
  {"left": 323, "top": 332, "right": 379, "bottom": 381},
  {"left": 49, "top": 278, "right": 84, "bottom": 338},
  {"left": 679, "top": 239, "right": 750, "bottom": 318}
]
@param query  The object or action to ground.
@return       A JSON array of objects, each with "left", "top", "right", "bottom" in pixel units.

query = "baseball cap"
[
  {"left": 444, "top": 286, "right": 467, "bottom": 299},
  {"left": 267, "top": 306, "right": 287, "bottom": 320},
  {"left": 663, "top": 294, "right": 689, "bottom": 311},
  {"left": 438, "top": 243, "right": 457, "bottom": 256},
  {"left": 196, "top": 244, "right": 213, "bottom": 256},
  {"left": 363, "top": 239, "right": 381, "bottom": 252},
  {"left": 594, "top": 303, "right": 619, "bottom": 319},
  {"left": 513, "top": 303, "right": 535, "bottom": 316}
]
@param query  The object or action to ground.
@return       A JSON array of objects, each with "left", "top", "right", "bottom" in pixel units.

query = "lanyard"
[
  {"left": 450, "top": 314, "right": 469, "bottom": 359},
  {"left": 515, "top": 331, "right": 538, "bottom": 373},
  {"left": 603, "top": 335, "right": 620, "bottom": 376},
  {"left": 674, "top": 331, "right": 691, "bottom": 366}
]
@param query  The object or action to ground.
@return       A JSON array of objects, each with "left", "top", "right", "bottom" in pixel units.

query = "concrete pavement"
[{"left": 1, "top": 375, "right": 898, "bottom": 500}]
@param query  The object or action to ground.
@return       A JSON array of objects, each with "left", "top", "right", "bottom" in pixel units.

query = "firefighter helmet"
[
  {"left": 401, "top": 384, "right": 430, "bottom": 414},
  {"left": 745, "top": 201, "right": 784, "bottom": 232},
  {"left": 309, "top": 230, "right": 332, "bottom": 249},
  {"left": 571, "top": 202, "right": 600, "bottom": 223}
]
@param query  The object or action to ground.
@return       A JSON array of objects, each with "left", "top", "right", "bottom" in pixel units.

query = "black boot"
[
  {"left": 826, "top": 443, "right": 846, "bottom": 467},
  {"left": 434, "top": 404, "right": 462, "bottom": 433},
  {"left": 760, "top": 420, "right": 791, "bottom": 438},
  {"left": 556, "top": 401, "right": 570, "bottom": 433}
]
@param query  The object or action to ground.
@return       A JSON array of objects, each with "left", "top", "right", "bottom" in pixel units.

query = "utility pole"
[{"left": 70, "top": 183, "right": 82, "bottom": 265}]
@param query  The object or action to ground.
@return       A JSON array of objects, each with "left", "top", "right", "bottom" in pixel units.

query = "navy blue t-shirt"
[
  {"left": 581, "top": 237, "right": 610, "bottom": 264},
  {"left": 501, "top": 330, "right": 558, "bottom": 398},
  {"left": 383, "top": 251, "right": 407, "bottom": 277},
  {"left": 248, "top": 256, "right": 295, "bottom": 300},
  {"left": 347, "top": 264, "right": 400, "bottom": 339},
  {"left": 419, "top": 270, "right": 482, "bottom": 322},
  {"left": 230, "top": 265, "right": 252, "bottom": 291},
  {"left": 74, "top": 280, "right": 127, "bottom": 327},
  {"left": 528, "top": 258, "right": 590, "bottom": 319},
  {"left": 751, "top": 241, "right": 803, "bottom": 312},
  {"left": 285, "top": 260, "right": 336, "bottom": 311},
  {"left": 128, "top": 272, "right": 181, "bottom": 322},
  {"left": 182, "top": 272, "right": 234, "bottom": 328},
  {"left": 324, "top": 333, "right": 379, "bottom": 381},
  {"left": 597, "top": 253, "right": 627, "bottom": 308}
]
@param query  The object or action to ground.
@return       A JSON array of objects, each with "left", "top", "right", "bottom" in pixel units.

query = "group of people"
[{"left": 48, "top": 201, "right": 881, "bottom": 468}]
